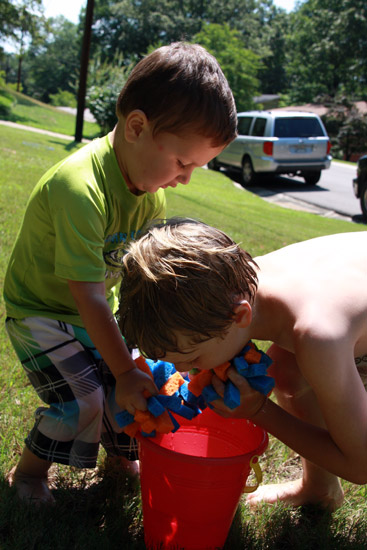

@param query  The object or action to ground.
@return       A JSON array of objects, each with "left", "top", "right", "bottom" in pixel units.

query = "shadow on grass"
[
  {"left": 228, "top": 501, "right": 367, "bottom": 550},
  {"left": 219, "top": 167, "right": 328, "bottom": 194},
  {"left": 48, "top": 139, "right": 85, "bottom": 153},
  {"left": 0, "top": 469, "right": 145, "bottom": 550},
  {"left": 3, "top": 112, "right": 37, "bottom": 126},
  {"left": 1, "top": 471, "right": 366, "bottom": 550}
]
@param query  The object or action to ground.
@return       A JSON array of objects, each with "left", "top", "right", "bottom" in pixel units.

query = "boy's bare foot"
[
  {"left": 246, "top": 478, "right": 344, "bottom": 511},
  {"left": 8, "top": 466, "right": 55, "bottom": 505},
  {"left": 105, "top": 456, "right": 140, "bottom": 477},
  {"left": 120, "top": 456, "right": 140, "bottom": 476}
]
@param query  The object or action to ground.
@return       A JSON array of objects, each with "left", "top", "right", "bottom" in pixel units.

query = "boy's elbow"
[
  {"left": 345, "top": 462, "right": 367, "bottom": 485},
  {"left": 352, "top": 471, "right": 367, "bottom": 485}
]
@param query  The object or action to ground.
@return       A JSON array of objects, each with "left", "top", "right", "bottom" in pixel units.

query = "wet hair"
[
  {"left": 118, "top": 218, "right": 258, "bottom": 359},
  {"left": 116, "top": 42, "right": 237, "bottom": 147}
]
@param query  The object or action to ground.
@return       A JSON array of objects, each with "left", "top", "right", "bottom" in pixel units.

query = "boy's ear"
[
  {"left": 124, "top": 110, "right": 149, "bottom": 143},
  {"left": 233, "top": 300, "right": 252, "bottom": 328}
]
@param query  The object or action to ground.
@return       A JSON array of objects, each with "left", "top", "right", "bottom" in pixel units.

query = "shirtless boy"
[{"left": 118, "top": 218, "right": 367, "bottom": 510}]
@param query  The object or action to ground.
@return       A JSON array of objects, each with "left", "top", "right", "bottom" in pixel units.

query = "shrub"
[
  {"left": 0, "top": 94, "right": 13, "bottom": 117},
  {"left": 49, "top": 89, "right": 76, "bottom": 107},
  {"left": 0, "top": 78, "right": 15, "bottom": 118},
  {"left": 87, "top": 55, "right": 131, "bottom": 135}
]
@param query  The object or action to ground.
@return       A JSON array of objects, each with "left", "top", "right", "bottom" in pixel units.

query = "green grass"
[
  {"left": 0, "top": 86, "right": 101, "bottom": 140},
  {"left": 1, "top": 122, "right": 366, "bottom": 549},
  {"left": 165, "top": 169, "right": 363, "bottom": 255}
]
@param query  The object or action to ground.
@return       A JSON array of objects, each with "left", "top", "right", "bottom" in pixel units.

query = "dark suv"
[
  {"left": 352, "top": 155, "right": 367, "bottom": 219},
  {"left": 208, "top": 110, "right": 332, "bottom": 186}
]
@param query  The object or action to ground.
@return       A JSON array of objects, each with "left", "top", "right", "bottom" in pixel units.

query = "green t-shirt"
[{"left": 4, "top": 134, "right": 166, "bottom": 326}]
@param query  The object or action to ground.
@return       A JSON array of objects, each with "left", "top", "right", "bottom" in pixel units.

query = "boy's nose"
[{"left": 178, "top": 166, "right": 195, "bottom": 185}]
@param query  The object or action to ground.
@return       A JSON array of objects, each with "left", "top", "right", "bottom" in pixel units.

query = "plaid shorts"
[{"left": 6, "top": 316, "right": 138, "bottom": 468}]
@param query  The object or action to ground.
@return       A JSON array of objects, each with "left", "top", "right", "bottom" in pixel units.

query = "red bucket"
[{"left": 137, "top": 407, "right": 268, "bottom": 550}]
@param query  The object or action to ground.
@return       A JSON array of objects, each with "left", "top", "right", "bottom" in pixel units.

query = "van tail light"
[
  {"left": 263, "top": 141, "right": 273, "bottom": 156},
  {"left": 327, "top": 140, "right": 331, "bottom": 155}
]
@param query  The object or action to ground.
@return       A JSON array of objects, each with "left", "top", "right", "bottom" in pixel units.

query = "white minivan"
[{"left": 208, "top": 110, "right": 332, "bottom": 186}]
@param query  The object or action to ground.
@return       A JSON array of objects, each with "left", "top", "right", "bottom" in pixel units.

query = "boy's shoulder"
[{"left": 41, "top": 136, "right": 115, "bottom": 190}]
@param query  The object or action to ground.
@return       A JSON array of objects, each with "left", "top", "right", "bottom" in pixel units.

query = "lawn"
[
  {"left": 0, "top": 86, "right": 101, "bottom": 140},
  {"left": 0, "top": 122, "right": 366, "bottom": 549}
]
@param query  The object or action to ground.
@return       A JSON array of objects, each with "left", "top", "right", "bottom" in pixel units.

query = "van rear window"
[
  {"left": 274, "top": 117, "right": 324, "bottom": 138},
  {"left": 237, "top": 117, "right": 253, "bottom": 135}
]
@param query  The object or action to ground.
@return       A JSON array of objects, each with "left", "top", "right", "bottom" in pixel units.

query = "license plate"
[{"left": 290, "top": 145, "right": 313, "bottom": 154}]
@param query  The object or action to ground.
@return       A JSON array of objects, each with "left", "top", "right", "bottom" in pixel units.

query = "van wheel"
[
  {"left": 241, "top": 157, "right": 256, "bottom": 186},
  {"left": 303, "top": 171, "right": 321, "bottom": 185},
  {"left": 360, "top": 182, "right": 367, "bottom": 220},
  {"left": 207, "top": 158, "right": 220, "bottom": 171}
]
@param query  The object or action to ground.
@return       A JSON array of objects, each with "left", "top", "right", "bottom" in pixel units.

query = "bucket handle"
[{"left": 242, "top": 455, "right": 263, "bottom": 494}]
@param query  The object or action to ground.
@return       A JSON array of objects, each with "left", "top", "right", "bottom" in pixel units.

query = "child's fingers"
[
  {"left": 131, "top": 392, "right": 149, "bottom": 414},
  {"left": 211, "top": 367, "right": 265, "bottom": 419},
  {"left": 226, "top": 366, "right": 252, "bottom": 391},
  {"left": 144, "top": 377, "right": 159, "bottom": 396},
  {"left": 211, "top": 374, "right": 226, "bottom": 397},
  {"left": 210, "top": 398, "right": 233, "bottom": 417}
]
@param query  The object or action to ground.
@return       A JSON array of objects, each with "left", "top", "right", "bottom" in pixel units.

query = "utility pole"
[{"left": 75, "top": 0, "right": 94, "bottom": 142}]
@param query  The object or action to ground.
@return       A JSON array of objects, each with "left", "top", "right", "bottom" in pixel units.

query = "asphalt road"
[{"left": 221, "top": 161, "right": 366, "bottom": 225}]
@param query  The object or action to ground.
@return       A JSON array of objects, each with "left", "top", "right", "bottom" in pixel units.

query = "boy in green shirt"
[
  {"left": 4, "top": 43, "right": 236, "bottom": 504},
  {"left": 119, "top": 218, "right": 367, "bottom": 512}
]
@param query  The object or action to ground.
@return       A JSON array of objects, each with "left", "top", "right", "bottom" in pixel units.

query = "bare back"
[{"left": 255, "top": 232, "right": 367, "bottom": 377}]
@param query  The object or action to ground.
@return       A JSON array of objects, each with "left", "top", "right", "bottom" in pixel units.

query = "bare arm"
[
  {"left": 68, "top": 280, "right": 157, "bottom": 414},
  {"left": 212, "top": 352, "right": 367, "bottom": 485}
]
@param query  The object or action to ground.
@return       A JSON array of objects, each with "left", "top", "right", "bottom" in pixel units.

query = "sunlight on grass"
[
  {"left": 166, "top": 167, "right": 363, "bottom": 256},
  {"left": 1, "top": 86, "right": 101, "bottom": 139}
]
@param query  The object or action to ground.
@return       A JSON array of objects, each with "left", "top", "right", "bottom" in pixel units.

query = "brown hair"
[
  {"left": 118, "top": 218, "right": 258, "bottom": 359},
  {"left": 116, "top": 42, "right": 237, "bottom": 147}
]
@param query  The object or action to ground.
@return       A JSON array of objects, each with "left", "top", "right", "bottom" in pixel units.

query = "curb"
[{"left": 231, "top": 181, "right": 353, "bottom": 222}]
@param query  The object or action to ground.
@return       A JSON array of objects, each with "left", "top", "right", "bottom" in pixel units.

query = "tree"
[
  {"left": 2, "top": 0, "right": 45, "bottom": 91},
  {"left": 24, "top": 16, "right": 80, "bottom": 102},
  {"left": 257, "top": 8, "right": 290, "bottom": 94},
  {"left": 0, "top": 0, "right": 21, "bottom": 40},
  {"left": 194, "top": 23, "right": 262, "bottom": 111},
  {"left": 90, "top": 0, "right": 283, "bottom": 68},
  {"left": 321, "top": 95, "right": 367, "bottom": 160},
  {"left": 286, "top": 0, "right": 367, "bottom": 103}
]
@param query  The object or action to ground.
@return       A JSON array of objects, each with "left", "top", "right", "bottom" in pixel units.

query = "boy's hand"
[
  {"left": 211, "top": 367, "right": 267, "bottom": 419},
  {"left": 115, "top": 367, "right": 158, "bottom": 415}
]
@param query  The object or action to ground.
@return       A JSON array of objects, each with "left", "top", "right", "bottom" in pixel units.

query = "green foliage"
[
  {"left": 0, "top": 0, "right": 18, "bottom": 39},
  {"left": 24, "top": 16, "right": 80, "bottom": 102},
  {"left": 0, "top": 93, "right": 13, "bottom": 117},
  {"left": 90, "top": 0, "right": 289, "bottom": 96},
  {"left": 286, "top": 0, "right": 367, "bottom": 103},
  {"left": 87, "top": 55, "right": 130, "bottom": 134},
  {"left": 49, "top": 89, "right": 76, "bottom": 108},
  {"left": 194, "top": 23, "right": 261, "bottom": 111},
  {"left": 320, "top": 95, "right": 367, "bottom": 160},
  {"left": 0, "top": 76, "right": 15, "bottom": 116},
  {"left": 5, "top": 81, "right": 23, "bottom": 92},
  {"left": 4, "top": 0, "right": 46, "bottom": 93}
]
